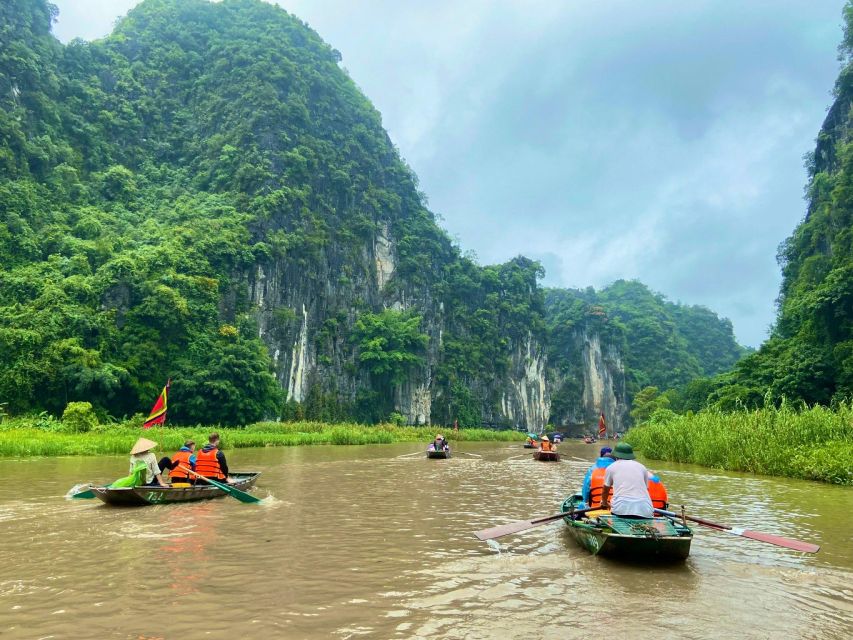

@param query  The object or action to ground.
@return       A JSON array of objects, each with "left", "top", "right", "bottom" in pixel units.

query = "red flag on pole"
[
  {"left": 598, "top": 412, "right": 606, "bottom": 439},
  {"left": 143, "top": 379, "right": 170, "bottom": 429}
]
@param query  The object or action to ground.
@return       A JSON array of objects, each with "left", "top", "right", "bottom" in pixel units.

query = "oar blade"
[
  {"left": 734, "top": 529, "right": 820, "bottom": 554},
  {"left": 474, "top": 518, "right": 539, "bottom": 541},
  {"left": 203, "top": 477, "right": 262, "bottom": 503},
  {"left": 474, "top": 511, "right": 574, "bottom": 541},
  {"left": 226, "top": 487, "right": 263, "bottom": 504},
  {"left": 67, "top": 483, "right": 96, "bottom": 499}
]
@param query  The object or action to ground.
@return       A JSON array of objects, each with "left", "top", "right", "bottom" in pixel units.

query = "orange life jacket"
[
  {"left": 541, "top": 441, "right": 554, "bottom": 451},
  {"left": 195, "top": 447, "right": 225, "bottom": 479},
  {"left": 169, "top": 450, "right": 194, "bottom": 480},
  {"left": 588, "top": 466, "right": 607, "bottom": 508},
  {"left": 647, "top": 479, "right": 668, "bottom": 510}
]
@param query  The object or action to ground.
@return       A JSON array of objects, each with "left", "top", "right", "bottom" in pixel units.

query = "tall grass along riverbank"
[
  {"left": 0, "top": 418, "right": 524, "bottom": 458},
  {"left": 624, "top": 403, "right": 853, "bottom": 485}
]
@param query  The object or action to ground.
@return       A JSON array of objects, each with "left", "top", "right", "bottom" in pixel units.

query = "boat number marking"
[{"left": 146, "top": 492, "right": 164, "bottom": 503}]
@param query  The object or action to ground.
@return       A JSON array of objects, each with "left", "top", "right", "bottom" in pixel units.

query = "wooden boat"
[
  {"left": 583, "top": 436, "right": 594, "bottom": 444},
  {"left": 91, "top": 472, "right": 261, "bottom": 506},
  {"left": 560, "top": 493, "right": 692, "bottom": 561},
  {"left": 523, "top": 443, "right": 537, "bottom": 449},
  {"left": 426, "top": 448, "right": 451, "bottom": 459},
  {"left": 533, "top": 449, "right": 560, "bottom": 462}
]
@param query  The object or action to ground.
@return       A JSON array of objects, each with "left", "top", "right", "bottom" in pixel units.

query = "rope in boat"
[{"left": 628, "top": 522, "right": 663, "bottom": 539}]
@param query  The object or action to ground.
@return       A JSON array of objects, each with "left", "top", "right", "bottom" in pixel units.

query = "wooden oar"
[
  {"left": 655, "top": 508, "right": 820, "bottom": 553},
  {"left": 179, "top": 466, "right": 262, "bottom": 504},
  {"left": 474, "top": 507, "right": 596, "bottom": 541}
]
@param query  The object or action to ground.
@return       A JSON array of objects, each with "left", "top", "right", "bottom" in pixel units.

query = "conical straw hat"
[{"left": 130, "top": 437, "right": 158, "bottom": 455}]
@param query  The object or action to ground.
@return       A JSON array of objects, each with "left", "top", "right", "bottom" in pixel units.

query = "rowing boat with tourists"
[
  {"left": 474, "top": 442, "right": 819, "bottom": 559},
  {"left": 70, "top": 381, "right": 262, "bottom": 505}
]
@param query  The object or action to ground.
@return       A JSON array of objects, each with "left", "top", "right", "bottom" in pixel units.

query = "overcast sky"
[{"left": 52, "top": 0, "right": 846, "bottom": 346}]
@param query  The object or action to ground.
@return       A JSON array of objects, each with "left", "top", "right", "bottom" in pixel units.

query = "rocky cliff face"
[
  {"left": 579, "top": 330, "right": 627, "bottom": 433},
  {"left": 545, "top": 326, "right": 628, "bottom": 436},
  {"left": 248, "top": 223, "right": 559, "bottom": 429}
]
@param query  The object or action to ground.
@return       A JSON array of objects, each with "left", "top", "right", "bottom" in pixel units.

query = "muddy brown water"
[{"left": 1, "top": 441, "right": 852, "bottom": 639}]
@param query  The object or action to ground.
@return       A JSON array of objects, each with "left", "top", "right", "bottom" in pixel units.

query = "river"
[{"left": 1, "top": 441, "right": 851, "bottom": 639}]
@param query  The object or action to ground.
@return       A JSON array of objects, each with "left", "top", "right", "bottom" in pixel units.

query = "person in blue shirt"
[{"left": 581, "top": 446, "right": 615, "bottom": 508}]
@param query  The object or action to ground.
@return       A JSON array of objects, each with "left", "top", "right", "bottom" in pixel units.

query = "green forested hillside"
[
  {"left": 0, "top": 0, "right": 549, "bottom": 424},
  {"left": 545, "top": 281, "right": 747, "bottom": 399},
  {"left": 0, "top": 0, "right": 741, "bottom": 426}
]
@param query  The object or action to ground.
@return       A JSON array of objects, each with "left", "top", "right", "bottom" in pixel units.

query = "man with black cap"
[{"left": 600, "top": 442, "right": 655, "bottom": 518}]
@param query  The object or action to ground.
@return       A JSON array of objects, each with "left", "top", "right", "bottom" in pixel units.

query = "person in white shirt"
[
  {"left": 129, "top": 437, "right": 168, "bottom": 487},
  {"left": 600, "top": 442, "right": 654, "bottom": 518}
]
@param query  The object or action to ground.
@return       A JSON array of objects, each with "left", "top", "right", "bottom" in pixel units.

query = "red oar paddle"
[
  {"left": 474, "top": 507, "right": 596, "bottom": 541},
  {"left": 655, "top": 508, "right": 820, "bottom": 553}
]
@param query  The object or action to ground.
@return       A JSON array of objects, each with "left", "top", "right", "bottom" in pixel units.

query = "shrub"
[{"left": 62, "top": 402, "right": 99, "bottom": 433}]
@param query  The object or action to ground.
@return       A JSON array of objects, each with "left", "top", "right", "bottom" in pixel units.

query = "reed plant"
[
  {"left": 624, "top": 402, "right": 853, "bottom": 484},
  {"left": 0, "top": 417, "right": 525, "bottom": 458}
]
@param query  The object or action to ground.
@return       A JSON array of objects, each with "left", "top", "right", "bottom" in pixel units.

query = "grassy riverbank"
[
  {"left": 624, "top": 403, "right": 853, "bottom": 485},
  {"left": 0, "top": 418, "right": 524, "bottom": 457}
]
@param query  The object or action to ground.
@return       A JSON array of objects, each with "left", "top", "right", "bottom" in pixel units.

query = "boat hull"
[
  {"left": 533, "top": 450, "right": 560, "bottom": 462},
  {"left": 561, "top": 494, "right": 692, "bottom": 562},
  {"left": 523, "top": 444, "right": 536, "bottom": 449},
  {"left": 91, "top": 472, "right": 261, "bottom": 506},
  {"left": 426, "top": 450, "right": 451, "bottom": 459}
]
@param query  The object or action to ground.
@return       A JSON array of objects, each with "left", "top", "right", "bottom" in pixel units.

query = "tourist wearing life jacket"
[
  {"left": 432, "top": 434, "right": 448, "bottom": 451},
  {"left": 168, "top": 440, "right": 197, "bottom": 483},
  {"left": 195, "top": 433, "right": 229, "bottom": 481},
  {"left": 582, "top": 446, "right": 614, "bottom": 508},
  {"left": 600, "top": 443, "right": 655, "bottom": 518},
  {"left": 647, "top": 474, "right": 669, "bottom": 510},
  {"left": 539, "top": 435, "right": 554, "bottom": 452}
]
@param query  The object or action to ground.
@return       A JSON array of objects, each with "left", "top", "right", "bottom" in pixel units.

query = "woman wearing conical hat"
[{"left": 129, "top": 437, "right": 168, "bottom": 487}]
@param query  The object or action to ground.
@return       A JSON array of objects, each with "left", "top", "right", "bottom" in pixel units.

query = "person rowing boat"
[
  {"left": 599, "top": 443, "right": 654, "bottom": 518},
  {"left": 128, "top": 437, "right": 169, "bottom": 487}
]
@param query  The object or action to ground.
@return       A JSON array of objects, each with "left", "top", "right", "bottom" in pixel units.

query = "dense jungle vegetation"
[{"left": 0, "top": 0, "right": 745, "bottom": 426}]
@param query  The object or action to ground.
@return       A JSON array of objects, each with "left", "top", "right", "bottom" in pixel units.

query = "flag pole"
[{"left": 161, "top": 378, "right": 170, "bottom": 454}]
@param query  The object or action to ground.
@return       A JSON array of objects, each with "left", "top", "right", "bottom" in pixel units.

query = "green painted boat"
[{"left": 560, "top": 493, "right": 692, "bottom": 561}]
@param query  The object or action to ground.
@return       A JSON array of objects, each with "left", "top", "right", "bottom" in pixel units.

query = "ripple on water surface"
[{"left": 0, "top": 442, "right": 851, "bottom": 639}]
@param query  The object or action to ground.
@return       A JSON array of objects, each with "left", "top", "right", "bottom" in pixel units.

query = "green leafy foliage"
[
  {"left": 61, "top": 401, "right": 98, "bottom": 433},
  {"left": 354, "top": 309, "right": 428, "bottom": 385},
  {"left": 0, "top": 0, "right": 739, "bottom": 428},
  {"left": 625, "top": 402, "right": 853, "bottom": 485},
  {"left": 544, "top": 281, "right": 748, "bottom": 404}
]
